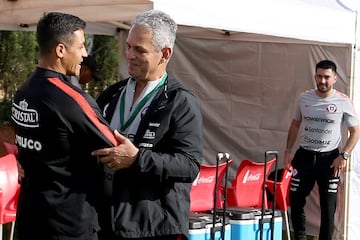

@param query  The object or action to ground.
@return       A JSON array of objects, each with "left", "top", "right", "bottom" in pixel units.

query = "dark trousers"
[
  {"left": 112, "top": 236, "right": 182, "bottom": 240},
  {"left": 97, "top": 199, "right": 184, "bottom": 240},
  {"left": 289, "top": 147, "right": 340, "bottom": 240}
]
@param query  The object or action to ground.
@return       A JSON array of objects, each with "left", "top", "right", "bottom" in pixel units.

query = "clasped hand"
[{"left": 91, "top": 130, "right": 139, "bottom": 171}]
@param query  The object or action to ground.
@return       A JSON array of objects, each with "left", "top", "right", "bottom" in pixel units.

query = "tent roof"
[
  {"left": 0, "top": 0, "right": 358, "bottom": 44},
  {"left": 153, "top": 0, "right": 357, "bottom": 45},
  {"left": 0, "top": 0, "right": 152, "bottom": 35}
]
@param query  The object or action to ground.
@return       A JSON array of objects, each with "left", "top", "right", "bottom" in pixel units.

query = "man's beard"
[{"left": 317, "top": 84, "right": 331, "bottom": 93}]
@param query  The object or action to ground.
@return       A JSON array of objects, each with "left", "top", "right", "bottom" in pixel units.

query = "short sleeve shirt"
[{"left": 295, "top": 89, "right": 358, "bottom": 152}]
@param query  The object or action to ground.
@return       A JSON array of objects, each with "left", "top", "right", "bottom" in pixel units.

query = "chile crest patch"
[{"left": 327, "top": 104, "right": 337, "bottom": 113}]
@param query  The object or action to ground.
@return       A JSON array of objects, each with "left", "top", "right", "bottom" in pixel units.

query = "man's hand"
[
  {"left": 17, "top": 161, "right": 24, "bottom": 183},
  {"left": 330, "top": 155, "right": 347, "bottom": 177},
  {"left": 91, "top": 130, "right": 139, "bottom": 171}
]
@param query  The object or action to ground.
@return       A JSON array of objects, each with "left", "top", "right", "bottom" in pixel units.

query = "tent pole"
[{"left": 344, "top": 10, "right": 358, "bottom": 240}]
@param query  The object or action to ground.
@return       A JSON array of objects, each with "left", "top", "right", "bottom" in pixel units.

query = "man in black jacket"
[
  {"left": 92, "top": 10, "right": 203, "bottom": 240},
  {"left": 11, "top": 12, "right": 118, "bottom": 240}
]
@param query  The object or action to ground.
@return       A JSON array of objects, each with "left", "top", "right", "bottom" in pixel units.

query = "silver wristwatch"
[{"left": 340, "top": 152, "right": 350, "bottom": 160}]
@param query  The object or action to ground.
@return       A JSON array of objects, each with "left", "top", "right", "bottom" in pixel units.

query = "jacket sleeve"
[
  {"left": 135, "top": 90, "right": 203, "bottom": 183},
  {"left": 47, "top": 77, "right": 118, "bottom": 149}
]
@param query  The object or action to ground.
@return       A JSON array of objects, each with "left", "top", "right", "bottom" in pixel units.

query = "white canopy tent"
[
  {"left": 153, "top": 1, "right": 359, "bottom": 239},
  {"left": 1, "top": 0, "right": 360, "bottom": 239},
  {"left": 154, "top": 0, "right": 357, "bottom": 44}
]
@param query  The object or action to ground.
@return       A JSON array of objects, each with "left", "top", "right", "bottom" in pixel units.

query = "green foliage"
[
  {"left": 0, "top": 31, "right": 37, "bottom": 102},
  {"left": 0, "top": 31, "right": 120, "bottom": 122},
  {"left": 0, "top": 100, "right": 12, "bottom": 123},
  {"left": 85, "top": 35, "right": 120, "bottom": 98}
]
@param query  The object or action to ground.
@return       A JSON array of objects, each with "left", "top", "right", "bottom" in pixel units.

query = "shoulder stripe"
[
  {"left": 334, "top": 90, "right": 359, "bottom": 121},
  {"left": 335, "top": 90, "right": 350, "bottom": 99},
  {"left": 47, "top": 77, "right": 118, "bottom": 146}
]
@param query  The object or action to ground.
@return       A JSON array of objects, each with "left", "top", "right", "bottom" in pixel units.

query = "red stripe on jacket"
[{"left": 47, "top": 77, "right": 118, "bottom": 146}]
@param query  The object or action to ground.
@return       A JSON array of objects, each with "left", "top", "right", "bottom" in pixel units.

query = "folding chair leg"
[
  {"left": 9, "top": 222, "right": 15, "bottom": 240},
  {"left": 0, "top": 224, "right": 3, "bottom": 240},
  {"left": 283, "top": 210, "right": 291, "bottom": 240}
]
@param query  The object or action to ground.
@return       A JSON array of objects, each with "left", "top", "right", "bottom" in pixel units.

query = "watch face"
[{"left": 341, "top": 152, "right": 350, "bottom": 160}]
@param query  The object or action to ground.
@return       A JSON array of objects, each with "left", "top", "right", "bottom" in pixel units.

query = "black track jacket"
[
  {"left": 96, "top": 75, "right": 203, "bottom": 238},
  {"left": 11, "top": 68, "right": 118, "bottom": 240}
]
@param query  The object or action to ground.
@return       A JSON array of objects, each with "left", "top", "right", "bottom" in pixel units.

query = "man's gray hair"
[{"left": 131, "top": 10, "right": 177, "bottom": 51}]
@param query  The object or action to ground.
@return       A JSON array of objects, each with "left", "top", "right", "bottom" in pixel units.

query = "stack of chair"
[
  {"left": 190, "top": 160, "right": 233, "bottom": 213},
  {"left": 266, "top": 164, "right": 293, "bottom": 240},
  {"left": 0, "top": 142, "right": 20, "bottom": 240},
  {"left": 225, "top": 158, "right": 276, "bottom": 209}
]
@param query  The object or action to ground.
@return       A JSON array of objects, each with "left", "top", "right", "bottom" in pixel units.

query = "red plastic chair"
[
  {"left": 226, "top": 158, "right": 276, "bottom": 208},
  {"left": 266, "top": 164, "right": 293, "bottom": 240},
  {"left": 190, "top": 160, "right": 233, "bottom": 212},
  {"left": 2, "top": 142, "right": 18, "bottom": 156},
  {"left": 0, "top": 153, "right": 20, "bottom": 240},
  {"left": 2, "top": 142, "right": 21, "bottom": 185}
]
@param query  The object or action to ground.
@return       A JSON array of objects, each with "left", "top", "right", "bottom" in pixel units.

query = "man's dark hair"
[
  {"left": 36, "top": 12, "right": 86, "bottom": 55},
  {"left": 316, "top": 60, "right": 337, "bottom": 73}
]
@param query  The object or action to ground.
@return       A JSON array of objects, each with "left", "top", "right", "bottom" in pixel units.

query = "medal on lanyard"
[{"left": 119, "top": 73, "right": 167, "bottom": 132}]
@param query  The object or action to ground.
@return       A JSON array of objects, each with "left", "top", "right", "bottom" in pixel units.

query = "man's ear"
[
  {"left": 55, "top": 43, "right": 66, "bottom": 58},
  {"left": 160, "top": 47, "right": 172, "bottom": 64}
]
